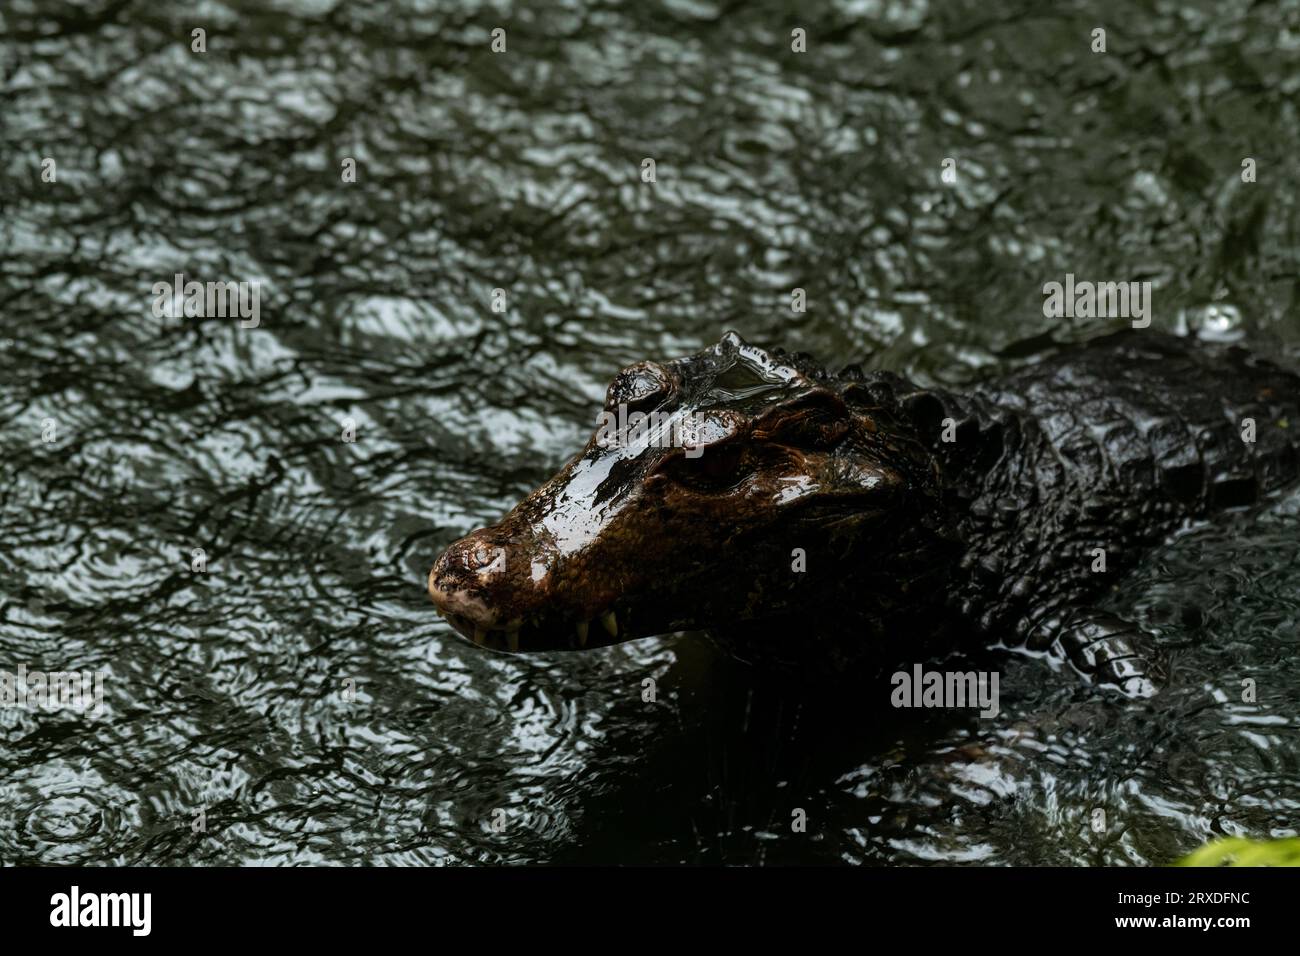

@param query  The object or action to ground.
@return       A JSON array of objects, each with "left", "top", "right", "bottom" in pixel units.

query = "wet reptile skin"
[{"left": 429, "top": 330, "right": 1300, "bottom": 696}]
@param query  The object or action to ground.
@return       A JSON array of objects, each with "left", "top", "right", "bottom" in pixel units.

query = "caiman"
[{"left": 427, "top": 330, "right": 1300, "bottom": 697}]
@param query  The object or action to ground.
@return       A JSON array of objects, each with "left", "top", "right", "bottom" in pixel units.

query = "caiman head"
[{"left": 428, "top": 331, "right": 953, "bottom": 654}]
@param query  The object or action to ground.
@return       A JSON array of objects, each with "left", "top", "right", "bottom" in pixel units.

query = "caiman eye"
[
  {"left": 659, "top": 443, "right": 750, "bottom": 492},
  {"left": 606, "top": 362, "right": 673, "bottom": 413}
]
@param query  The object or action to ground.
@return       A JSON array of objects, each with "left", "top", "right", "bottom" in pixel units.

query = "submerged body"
[{"left": 429, "top": 330, "right": 1300, "bottom": 696}]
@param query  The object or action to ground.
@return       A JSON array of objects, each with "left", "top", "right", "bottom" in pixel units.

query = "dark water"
[{"left": 2, "top": 0, "right": 1299, "bottom": 865}]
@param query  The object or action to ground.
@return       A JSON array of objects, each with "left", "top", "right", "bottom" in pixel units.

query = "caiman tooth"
[
  {"left": 599, "top": 610, "right": 618, "bottom": 638},
  {"left": 575, "top": 620, "right": 589, "bottom": 647}
]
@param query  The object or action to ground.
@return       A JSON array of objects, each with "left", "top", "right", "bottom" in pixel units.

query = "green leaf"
[{"left": 1175, "top": 837, "right": 1300, "bottom": 867}]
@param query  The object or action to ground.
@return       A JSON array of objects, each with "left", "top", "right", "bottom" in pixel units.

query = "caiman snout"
[
  {"left": 429, "top": 530, "right": 544, "bottom": 652},
  {"left": 428, "top": 524, "right": 626, "bottom": 654},
  {"left": 427, "top": 533, "right": 510, "bottom": 625}
]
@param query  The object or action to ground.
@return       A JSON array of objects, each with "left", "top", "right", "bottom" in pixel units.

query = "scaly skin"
[{"left": 428, "top": 330, "right": 1300, "bottom": 695}]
